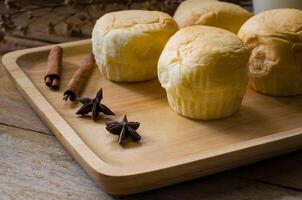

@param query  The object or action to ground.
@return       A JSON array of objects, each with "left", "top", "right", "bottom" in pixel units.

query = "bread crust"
[
  {"left": 238, "top": 9, "right": 302, "bottom": 96},
  {"left": 158, "top": 26, "right": 249, "bottom": 120},
  {"left": 92, "top": 10, "right": 179, "bottom": 82},
  {"left": 174, "top": 0, "right": 251, "bottom": 33}
]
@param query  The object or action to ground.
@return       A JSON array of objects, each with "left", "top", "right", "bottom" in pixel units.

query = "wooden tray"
[{"left": 3, "top": 39, "right": 302, "bottom": 195}]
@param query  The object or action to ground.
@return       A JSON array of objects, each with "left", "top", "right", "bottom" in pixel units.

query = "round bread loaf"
[
  {"left": 158, "top": 26, "right": 249, "bottom": 120},
  {"left": 238, "top": 9, "right": 302, "bottom": 96},
  {"left": 174, "top": 0, "right": 251, "bottom": 33},
  {"left": 92, "top": 10, "right": 179, "bottom": 82}
]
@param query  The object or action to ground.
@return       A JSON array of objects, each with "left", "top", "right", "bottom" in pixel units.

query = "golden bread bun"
[
  {"left": 238, "top": 9, "right": 302, "bottom": 96},
  {"left": 92, "top": 10, "right": 179, "bottom": 82},
  {"left": 174, "top": 0, "right": 251, "bottom": 33},
  {"left": 158, "top": 26, "right": 250, "bottom": 120}
]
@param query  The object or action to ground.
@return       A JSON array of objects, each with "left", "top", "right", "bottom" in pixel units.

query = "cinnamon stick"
[
  {"left": 44, "top": 46, "right": 63, "bottom": 90},
  {"left": 63, "top": 53, "right": 95, "bottom": 101}
]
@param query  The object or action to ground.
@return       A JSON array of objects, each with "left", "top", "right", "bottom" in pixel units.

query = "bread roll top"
[
  {"left": 174, "top": 0, "right": 251, "bottom": 33},
  {"left": 92, "top": 10, "right": 179, "bottom": 82},
  {"left": 239, "top": 9, "right": 302, "bottom": 43},
  {"left": 158, "top": 26, "right": 249, "bottom": 90},
  {"left": 93, "top": 10, "right": 178, "bottom": 37}
]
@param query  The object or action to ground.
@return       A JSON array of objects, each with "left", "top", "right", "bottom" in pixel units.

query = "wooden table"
[{"left": 1, "top": 23, "right": 302, "bottom": 200}]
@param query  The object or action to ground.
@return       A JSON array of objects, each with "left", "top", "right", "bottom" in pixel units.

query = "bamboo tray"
[{"left": 3, "top": 39, "right": 302, "bottom": 195}]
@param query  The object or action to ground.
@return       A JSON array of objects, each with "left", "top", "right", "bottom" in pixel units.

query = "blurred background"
[{"left": 0, "top": 0, "right": 252, "bottom": 54}]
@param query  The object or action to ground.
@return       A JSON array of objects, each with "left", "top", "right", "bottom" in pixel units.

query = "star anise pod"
[
  {"left": 76, "top": 88, "right": 115, "bottom": 121},
  {"left": 105, "top": 115, "right": 141, "bottom": 145}
]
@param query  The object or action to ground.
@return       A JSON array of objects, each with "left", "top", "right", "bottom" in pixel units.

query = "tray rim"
[{"left": 3, "top": 39, "right": 302, "bottom": 194}]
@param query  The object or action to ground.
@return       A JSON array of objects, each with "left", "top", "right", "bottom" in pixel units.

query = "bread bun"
[
  {"left": 238, "top": 9, "right": 302, "bottom": 96},
  {"left": 174, "top": 0, "right": 251, "bottom": 33},
  {"left": 92, "top": 10, "right": 178, "bottom": 82},
  {"left": 158, "top": 26, "right": 249, "bottom": 120}
]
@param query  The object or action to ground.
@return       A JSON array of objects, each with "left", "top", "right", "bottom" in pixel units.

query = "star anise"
[
  {"left": 76, "top": 88, "right": 115, "bottom": 121},
  {"left": 105, "top": 115, "right": 141, "bottom": 145}
]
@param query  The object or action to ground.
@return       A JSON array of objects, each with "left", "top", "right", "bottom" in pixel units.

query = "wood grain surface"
[
  {"left": 1, "top": 125, "right": 302, "bottom": 200},
  {"left": 1, "top": 4, "right": 302, "bottom": 198},
  {"left": 3, "top": 40, "right": 302, "bottom": 195},
  {"left": 0, "top": 61, "right": 50, "bottom": 134},
  {"left": 232, "top": 151, "right": 302, "bottom": 190}
]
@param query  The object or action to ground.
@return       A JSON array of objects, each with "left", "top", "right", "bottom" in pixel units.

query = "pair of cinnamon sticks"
[{"left": 44, "top": 45, "right": 95, "bottom": 101}]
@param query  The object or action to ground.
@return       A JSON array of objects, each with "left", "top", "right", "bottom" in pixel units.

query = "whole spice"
[
  {"left": 44, "top": 45, "right": 63, "bottom": 90},
  {"left": 63, "top": 53, "right": 95, "bottom": 101},
  {"left": 76, "top": 88, "right": 115, "bottom": 121},
  {"left": 105, "top": 115, "right": 141, "bottom": 145}
]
